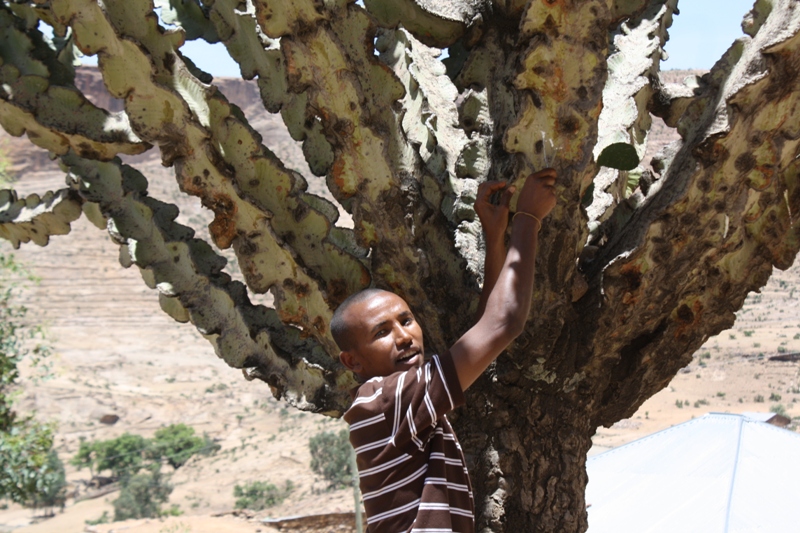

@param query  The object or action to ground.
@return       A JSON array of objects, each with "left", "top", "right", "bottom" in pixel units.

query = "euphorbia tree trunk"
[{"left": 0, "top": 0, "right": 799, "bottom": 531}]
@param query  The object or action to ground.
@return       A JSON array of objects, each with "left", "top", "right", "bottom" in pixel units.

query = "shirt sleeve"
[{"left": 384, "top": 351, "right": 465, "bottom": 451}]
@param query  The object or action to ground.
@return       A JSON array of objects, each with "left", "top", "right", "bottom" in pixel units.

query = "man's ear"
[{"left": 339, "top": 350, "right": 361, "bottom": 374}]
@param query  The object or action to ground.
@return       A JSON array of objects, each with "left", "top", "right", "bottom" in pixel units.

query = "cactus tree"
[{"left": 1, "top": 0, "right": 800, "bottom": 530}]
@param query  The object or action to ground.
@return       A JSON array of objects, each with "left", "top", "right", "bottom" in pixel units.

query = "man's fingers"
[{"left": 500, "top": 185, "right": 516, "bottom": 206}]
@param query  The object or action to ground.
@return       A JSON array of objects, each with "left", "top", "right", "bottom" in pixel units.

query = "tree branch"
[
  {"left": 0, "top": 188, "right": 83, "bottom": 248},
  {"left": 64, "top": 152, "right": 353, "bottom": 414},
  {"left": 585, "top": 0, "right": 800, "bottom": 425}
]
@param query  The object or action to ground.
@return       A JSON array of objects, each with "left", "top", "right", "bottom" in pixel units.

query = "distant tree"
[
  {"left": 70, "top": 433, "right": 150, "bottom": 481},
  {"left": 112, "top": 468, "right": 173, "bottom": 521},
  {"left": 150, "top": 423, "right": 218, "bottom": 469},
  {"left": 309, "top": 429, "right": 352, "bottom": 490},
  {"left": 233, "top": 480, "right": 294, "bottom": 510},
  {"left": 0, "top": 250, "right": 61, "bottom": 509}
]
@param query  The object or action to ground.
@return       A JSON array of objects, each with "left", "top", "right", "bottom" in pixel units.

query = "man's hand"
[
  {"left": 516, "top": 168, "right": 557, "bottom": 224},
  {"left": 475, "top": 181, "right": 516, "bottom": 245},
  {"left": 451, "top": 167, "right": 558, "bottom": 391}
]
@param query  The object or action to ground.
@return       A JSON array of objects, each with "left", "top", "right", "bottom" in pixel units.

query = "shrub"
[
  {"left": 151, "top": 424, "right": 218, "bottom": 469},
  {"left": 770, "top": 404, "right": 787, "bottom": 417},
  {"left": 71, "top": 433, "right": 150, "bottom": 480},
  {"left": 309, "top": 429, "right": 352, "bottom": 490},
  {"left": 770, "top": 393, "right": 782, "bottom": 402},
  {"left": 0, "top": 424, "right": 65, "bottom": 510},
  {"left": 233, "top": 480, "right": 294, "bottom": 510},
  {"left": 754, "top": 394, "right": 765, "bottom": 403},
  {"left": 112, "top": 468, "right": 173, "bottom": 521}
]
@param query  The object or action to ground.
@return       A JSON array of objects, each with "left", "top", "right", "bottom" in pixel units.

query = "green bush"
[
  {"left": 112, "top": 468, "right": 173, "bottom": 521},
  {"left": 770, "top": 404, "right": 788, "bottom": 417},
  {"left": 71, "top": 433, "right": 150, "bottom": 480},
  {"left": 309, "top": 429, "right": 352, "bottom": 490},
  {"left": 151, "top": 424, "right": 218, "bottom": 469},
  {"left": 0, "top": 251, "right": 58, "bottom": 509},
  {"left": 0, "top": 423, "right": 65, "bottom": 509},
  {"left": 233, "top": 480, "right": 294, "bottom": 510}
]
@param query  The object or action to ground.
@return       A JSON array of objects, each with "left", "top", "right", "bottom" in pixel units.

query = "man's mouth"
[{"left": 396, "top": 351, "right": 420, "bottom": 365}]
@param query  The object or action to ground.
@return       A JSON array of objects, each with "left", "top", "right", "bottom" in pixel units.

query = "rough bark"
[{"left": 0, "top": 0, "right": 799, "bottom": 531}]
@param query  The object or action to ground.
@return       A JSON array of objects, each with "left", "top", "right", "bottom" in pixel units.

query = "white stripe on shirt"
[
  {"left": 352, "top": 388, "right": 383, "bottom": 406},
  {"left": 355, "top": 437, "right": 392, "bottom": 454},
  {"left": 349, "top": 413, "right": 385, "bottom": 431},
  {"left": 359, "top": 453, "right": 411, "bottom": 477},
  {"left": 368, "top": 497, "right": 421, "bottom": 523},
  {"left": 432, "top": 354, "right": 454, "bottom": 410},
  {"left": 362, "top": 465, "right": 428, "bottom": 500}
]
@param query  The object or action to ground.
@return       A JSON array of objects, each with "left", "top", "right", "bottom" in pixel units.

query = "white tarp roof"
[{"left": 586, "top": 413, "right": 800, "bottom": 533}]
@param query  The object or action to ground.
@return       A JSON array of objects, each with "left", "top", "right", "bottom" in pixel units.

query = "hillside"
[{"left": 0, "top": 67, "right": 797, "bottom": 533}]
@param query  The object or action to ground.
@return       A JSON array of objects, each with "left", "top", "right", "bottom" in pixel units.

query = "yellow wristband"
[{"left": 513, "top": 211, "right": 542, "bottom": 232}]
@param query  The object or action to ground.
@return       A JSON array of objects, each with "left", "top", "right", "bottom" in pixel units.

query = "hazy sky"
[{"left": 83, "top": 0, "right": 757, "bottom": 76}]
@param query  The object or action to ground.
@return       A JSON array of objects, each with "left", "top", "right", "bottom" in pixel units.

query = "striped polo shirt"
[{"left": 343, "top": 352, "right": 474, "bottom": 533}]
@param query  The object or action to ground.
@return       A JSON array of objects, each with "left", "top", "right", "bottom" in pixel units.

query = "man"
[{"left": 333, "top": 168, "right": 557, "bottom": 532}]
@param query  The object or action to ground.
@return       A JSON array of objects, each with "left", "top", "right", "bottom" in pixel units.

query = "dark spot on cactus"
[
  {"left": 651, "top": 242, "right": 672, "bottom": 263},
  {"left": 748, "top": 132, "right": 764, "bottom": 147},
  {"left": 249, "top": 179, "right": 259, "bottom": 187},
  {"left": 543, "top": 15, "right": 559, "bottom": 37},
  {"left": 173, "top": 256, "right": 180, "bottom": 263},
  {"left": 577, "top": 86, "right": 588, "bottom": 100},
  {"left": 621, "top": 268, "right": 642, "bottom": 291},
  {"left": 237, "top": 139, "right": 242, "bottom": 145},
  {"left": 293, "top": 202, "right": 309, "bottom": 221},
  {"left": 714, "top": 201, "right": 725, "bottom": 213},
  {"left": 349, "top": 102, "right": 357, "bottom": 111},
  {"left": 676, "top": 304, "right": 694, "bottom": 323},
  {"left": 709, "top": 219, "right": 721, "bottom": 231},
  {"left": 530, "top": 92, "right": 542, "bottom": 109},
  {"left": 717, "top": 185, "right": 728, "bottom": 193},
  {"left": 558, "top": 115, "right": 581, "bottom": 136},
  {"left": 735, "top": 152, "right": 756, "bottom": 173},
  {"left": 284, "top": 231, "right": 296, "bottom": 244},
  {"left": 535, "top": 140, "right": 544, "bottom": 154},
  {"left": 284, "top": 278, "right": 310, "bottom": 298},
  {"left": 193, "top": 176, "right": 202, "bottom": 187},
  {"left": 328, "top": 279, "right": 349, "bottom": 306},
  {"left": 680, "top": 213, "right": 698, "bottom": 227},
  {"left": 697, "top": 178, "right": 712, "bottom": 192},
  {"left": 203, "top": 169, "right": 210, "bottom": 177},
  {"left": 313, "top": 316, "right": 326, "bottom": 334},
  {"left": 693, "top": 139, "right": 729, "bottom": 168},
  {"left": 238, "top": 238, "right": 257, "bottom": 257},
  {"left": 242, "top": 355, "right": 259, "bottom": 368}
]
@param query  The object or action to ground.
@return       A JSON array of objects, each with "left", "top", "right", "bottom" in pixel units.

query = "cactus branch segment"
[
  {"left": 0, "top": 188, "right": 83, "bottom": 248},
  {"left": 0, "top": 5, "right": 148, "bottom": 160},
  {"left": 64, "top": 153, "right": 353, "bottom": 414},
  {"left": 587, "top": 0, "right": 800, "bottom": 424}
]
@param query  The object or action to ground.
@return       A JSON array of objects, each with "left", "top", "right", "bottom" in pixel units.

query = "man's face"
[{"left": 339, "top": 291, "right": 425, "bottom": 380}]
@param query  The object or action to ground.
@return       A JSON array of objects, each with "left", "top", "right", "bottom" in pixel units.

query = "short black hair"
[{"left": 331, "top": 288, "right": 390, "bottom": 351}]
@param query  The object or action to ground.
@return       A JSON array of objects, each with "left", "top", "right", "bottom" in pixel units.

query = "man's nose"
[{"left": 394, "top": 324, "right": 412, "bottom": 346}]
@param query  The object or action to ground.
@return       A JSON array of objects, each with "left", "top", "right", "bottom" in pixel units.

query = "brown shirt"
[{"left": 343, "top": 352, "right": 475, "bottom": 533}]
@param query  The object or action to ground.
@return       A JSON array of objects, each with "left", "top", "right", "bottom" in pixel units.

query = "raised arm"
[
  {"left": 450, "top": 168, "right": 557, "bottom": 390},
  {"left": 474, "top": 181, "right": 516, "bottom": 320}
]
